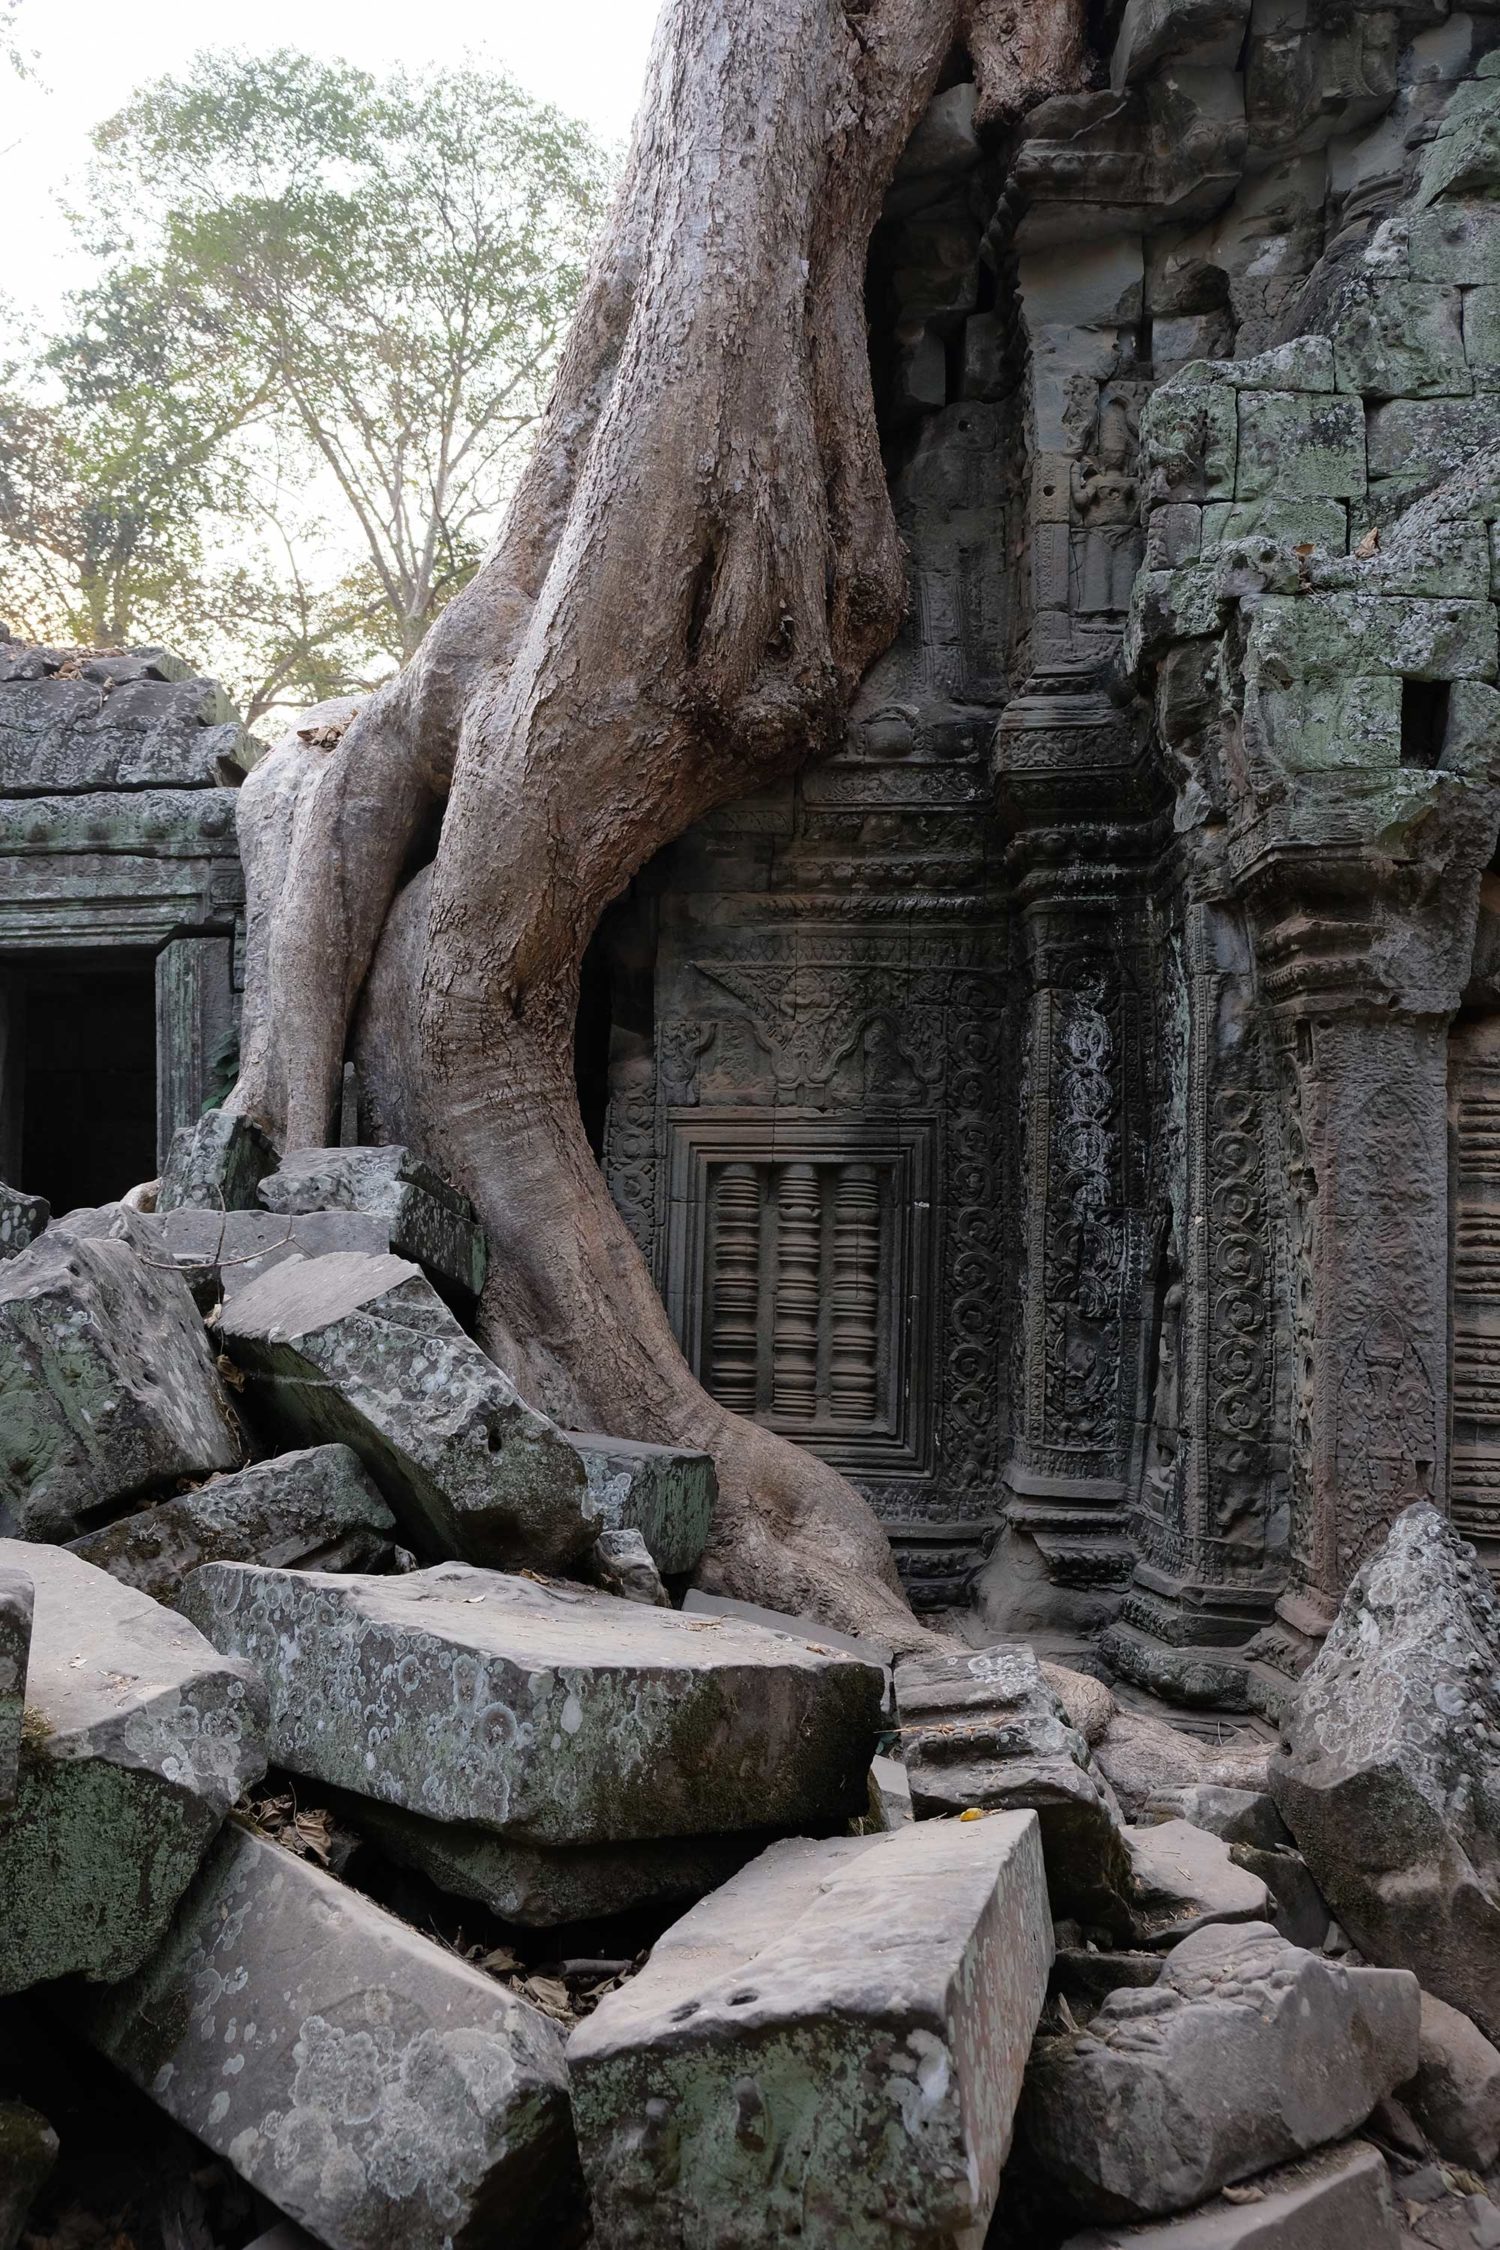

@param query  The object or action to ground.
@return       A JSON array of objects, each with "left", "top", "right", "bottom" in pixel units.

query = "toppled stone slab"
[
  {"left": 1095, "top": 1707, "right": 1271, "bottom": 1819},
  {"left": 259, "top": 1145, "right": 485, "bottom": 1305},
  {"left": 0, "top": 1540, "right": 266, "bottom": 1994},
  {"left": 0, "top": 1184, "right": 47, "bottom": 1262},
  {"left": 183, "top": 1560, "right": 884, "bottom": 1844},
  {"left": 896, "top": 1643, "right": 1131, "bottom": 1926},
  {"left": 1402, "top": 1991, "right": 1500, "bottom": 2172},
  {"left": 1141, "top": 1785, "right": 1293, "bottom": 1851},
  {"left": 143, "top": 1207, "right": 398, "bottom": 1310},
  {"left": 68, "top": 1444, "right": 400, "bottom": 1605},
  {"left": 568, "top": 1814, "right": 1053, "bottom": 2250},
  {"left": 0, "top": 1563, "right": 30, "bottom": 1811},
  {"left": 217, "top": 1252, "right": 596, "bottom": 1571},
  {"left": 1021, "top": 1921, "right": 1420, "bottom": 2223},
  {"left": 0, "top": 1233, "right": 241, "bottom": 1542},
  {"left": 1128, "top": 1819, "right": 1271, "bottom": 1945},
  {"left": 567, "top": 1433, "right": 716, "bottom": 1576},
  {"left": 73, "top": 1820, "right": 581, "bottom": 2250},
  {"left": 1269, "top": 1503, "right": 1500, "bottom": 2043},
  {"left": 157, "top": 1111, "right": 277, "bottom": 1215},
  {"left": 1056, "top": 2140, "right": 1401, "bottom": 2247},
  {"left": 587, "top": 1527, "right": 669, "bottom": 1606},
  {"left": 0, "top": 2104, "right": 59, "bottom": 2250},
  {"left": 348, "top": 1794, "right": 771, "bottom": 1927}
]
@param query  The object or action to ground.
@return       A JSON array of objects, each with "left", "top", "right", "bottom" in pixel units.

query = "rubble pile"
[{"left": 1, "top": 1124, "right": 1498, "bottom": 2250}]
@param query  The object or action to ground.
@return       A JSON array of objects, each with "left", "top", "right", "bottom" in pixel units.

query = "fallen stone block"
[
  {"left": 73, "top": 1820, "right": 582, "bottom": 2250},
  {"left": 0, "top": 1233, "right": 241, "bottom": 1542},
  {"left": 0, "top": 2104, "right": 59, "bottom": 2250},
  {"left": 568, "top": 1814, "right": 1053, "bottom": 2250},
  {"left": 348, "top": 1794, "right": 771, "bottom": 1927},
  {"left": 1056, "top": 2139, "right": 1401, "bottom": 2247},
  {"left": 567, "top": 1433, "right": 716, "bottom": 1576},
  {"left": 1269, "top": 1503, "right": 1500, "bottom": 2043},
  {"left": 143, "top": 1206, "right": 400, "bottom": 1310},
  {"left": 0, "top": 1540, "right": 266, "bottom": 1994},
  {"left": 1094, "top": 1707, "right": 1269, "bottom": 1819},
  {"left": 0, "top": 1183, "right": 47, "bottom": 1262},
  {"left": 157, "top": 1110, "right": 277, "bottom": 1214},
  {"left": 217, "top": 1251, "right": 597, "bottom": 1571},
  {"left": 1141, "top": 1785, "right": 1292, "bottom": 1851},
  {"left": 0, "top": 1562, "right": 30, "bottom": 1811},
  {"left": 182, "top": 1560, "right": 884, "bottom": 1844},
  {"left": 259, "top": 1144, "right": 486, "bottom": 1305},
  {"left": 1228, "top": 1843, "right": 1331, "bottom": 1952},
  {"left": 1021, "top": 1921, "right": 1420, "bottom": 2223},
  {"left": 1128, "top": 1819, "right": 1271, "bottom": 1945},
  {"left": 869, "top": 1752, "right": 914, "bottom": 1829},
  {"left": 1401, "top": 1991, "right": 1500, "bottom": 2172},
  {"left": 896, "top": 1642, "right": 1132, "bottom": 1927},
  {"left": 586, "top": 1527, "right": 669, "bottom": 1606},
  {"left": 68, "top": 1443, "right": 401, "bottom": 1605}
]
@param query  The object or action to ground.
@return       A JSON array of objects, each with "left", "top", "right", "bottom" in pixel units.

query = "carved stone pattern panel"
[{"left": 1450, "top": 1047, "right": 1500, "bottom": 1549}]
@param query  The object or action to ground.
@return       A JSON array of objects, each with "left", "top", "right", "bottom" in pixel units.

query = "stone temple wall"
[
  {"left": 0, "top": 635, "right": 257, "bottom": 1199},
  {"left": 601, "top": 0, "right": 1500, "bottom": 1699}
]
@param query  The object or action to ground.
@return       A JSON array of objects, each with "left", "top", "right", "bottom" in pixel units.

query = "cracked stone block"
[
  {"left": 1402, "top": 1990, "right": 1500, "bottom": 2171},
  {"left": 217, "top": 1252, "right": 597, "bottom": 1572},
  {"left": 259, "top": 1146, "right": 486, "bottom": 1304},
  {"left": 1201, "top": 496, "right": 1348, "bottom": 552},
  {"left": 0, "top": 1540, "right": 267, "bottom": 1994},
  {"left": 567, "top": 1814, "right": 1053, "bottom": 2250},
  {"left": 1270, "top": 1504, "right": 1500, "bottom": 2045},
  {"left": 68, "top": 1443, "right": 400, "bottom": 1605},
  {"left": 144, "top": 1206, "right": 400, "bottom": 1310},
  {"left": 182, "top": 1559, "right": 884, "bottom": 1845},
  {"left": 1465, "top": 283, "right": 1500, "bottom": 386},
  {"left": 1247, "top": 592, "right": 1498, "bottom": 681},
  {"left": 0, "top": 1233, "right": 241, "bottom": 1543},
  {"left": 157, "top": 1111, "right": 278, "bottom": 1214},
  {"left": 1234, "top": 393, "right": 1366, "bottom": 502},
  {"left": 1021, "top": 1921, "right": 1419, "bottom": 2223},
  {"left": 0, "top": 674, "right": 249, "bottom": 794},
  {"left": 0, "top": 1563, "right": 31, "bottom": 1811},
  {"left": 73, "top": 1820, "right": 581, "bottom": 2250},
  {"left": 1055, "top": 2139, "right": 1401, "bottom": 2247},
  {"left": 1140, "top": 380, "right": 1239, "bottom": 504},
  {"left": 894, "top": 1643, "right": 1132, "bottom": 1929},
  {"left": 0, "top": 1184, "right": 47, "bottom": 1262},
  {"left": 0, "top": 2105, "right": 59, "bottom": 2250},
  {"left": 1334, "top": 280, "right": 1471, "bottom": 398},
  {"left": 1412, "top": 198, "right": 1500, "bottom": 283},
  {"left": 1367, "top": 395, "right": 1497, "bottom": 480},
  {"left": 348, "top": 1794, "right": 773, "bottom": 1927},
  {"left": 565, "top": 1433, "right": 717, "bottom": 1576},
  {"left": 1128, "top": 1819, "right": 1272, "bottom": 1945},
  {"left": 1246, "top": 675, "right": 1401, "bottom": 772}
]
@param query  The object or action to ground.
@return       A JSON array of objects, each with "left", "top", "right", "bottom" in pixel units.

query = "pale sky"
[{"left": 0, "top": 0, "right": 661, "bottom": 321}]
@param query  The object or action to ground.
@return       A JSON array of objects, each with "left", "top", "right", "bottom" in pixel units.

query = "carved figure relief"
[{"left": 1071, "top": 393, "right": 1143, "bottom": 618}]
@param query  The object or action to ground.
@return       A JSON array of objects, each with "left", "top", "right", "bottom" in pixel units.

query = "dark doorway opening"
[{"left": 3, "top": 952, "right": 157, "bottom": 1213}]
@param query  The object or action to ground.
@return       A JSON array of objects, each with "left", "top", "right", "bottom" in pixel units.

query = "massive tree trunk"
[{"left": 226, "top": 0, "right": 1085, "bottom": 1650}]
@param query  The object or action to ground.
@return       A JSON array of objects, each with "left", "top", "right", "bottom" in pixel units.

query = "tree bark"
[{"left": 227, "top": 0, "right": 1086, "bottom": 1650}]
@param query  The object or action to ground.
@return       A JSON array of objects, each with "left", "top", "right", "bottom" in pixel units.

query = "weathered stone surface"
[
  {"left": 1128, "top": 1818, "right": 1272, "bottom": 1944},
  {"left": 0, "top": 2104, "right": 59, "bottom": 2250},
  {"left": 895, "top": 1644, "right": 1131, "bottom": 1924},
  {"left": 348, "top": 1794, "right": 771, "bottom": 1928},
  {"left": 568, "top": 1814, "right": 1053, "bottom": 2250},
  {"left": 259, "top": 1145, "right": 486, "bottom": 1303},
  {"left": 0, "top": 1564, "right": 31, "bottom": 1813},
  {"left": 1056, "top": 2140, "right": 1401, "bottom": 2247},
  {"left": 74, "top": 1820, "right": 581, "bottom": 2250},
  {"left": 157, "top": 1110, "right": 278, "bottom": 1214},
  {"left": 566, "top": 1433, "right": 717, "bottom": 1577},
  {"left": 1021, "top": 1922, "right": 1420, "bottom": 2223},
  {"left": 217, "top": 1252, "right": 597, "bottom": 1571},
  {"left": 0, "top": 1233, "right": 240, "bottom": 1542},
  {"left": 182, "top": 1560, "right": 884, "bottom": 1844},
  {"left": 1141, "top": 1786, "right": 1293, "bottom": 1851},
  {"left": 0, "top": 1184, "right": 47, "bottom": 1262},
  {"left": 0, "top": 671, "right": 250, "bottom": 794},
  {"left": 68, "top": 1444, "right": 400, "bottom": 1604},
  {"left": 1269, "top": 1504, "right": 1500, "bottom": 2043},
  {"left": 141, "top": 1206, "right": 398, "bottom": 1309},
  {"left": 0, "top": 1540, "right": 266, "bottom": 1994},
  {"left": 586, "top": 1526, "right": 670, "bottom": 1607},
  {"left": 1401, "top": 1991, "right": 1500, "bottom": 2172}
]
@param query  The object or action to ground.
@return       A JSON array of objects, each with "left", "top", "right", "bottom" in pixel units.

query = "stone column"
[{"left": 154, "top": 933, "right": 237, "bottom": 1170}]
